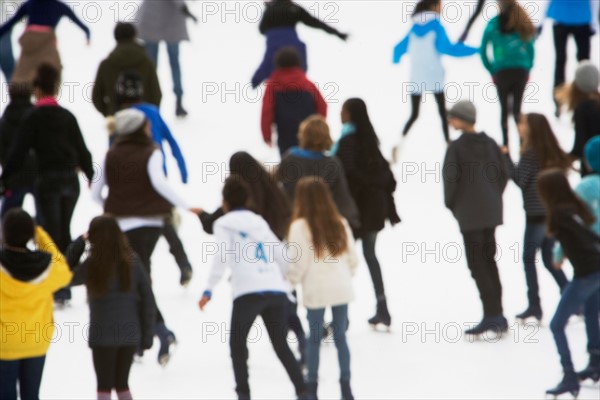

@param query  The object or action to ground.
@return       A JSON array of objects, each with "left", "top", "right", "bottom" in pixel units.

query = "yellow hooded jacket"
[{"left": 0, "top": 227, "right": 73, "bottom": 360}]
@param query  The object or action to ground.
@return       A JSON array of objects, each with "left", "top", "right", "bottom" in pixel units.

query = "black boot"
[
  {"left": 368, "top": 296, "right": 391, "bottom": 328},
  {"left": 515, "top": 306, "right": 542, "bottom": 322},
  {"left": 577, "top": 351, "right": 600, "bottom": 383},
  {"left": 179, "top": 263, "right": 193, "bottom": 287},
  {"left": 465, "top": 316, "right": 508, "bottom": 336},
  {"left": 340, "top": 380, "right": 354, "bottom": 400},
  {"left": 176, "top": 97, "right": 188, "bottom": 117},
  {"left": 300, "top": 382, "right": 317, "bottom": 400},
  {"left": 156, "top": 321, "right": 177, "bottom": 366},
  {"left": 236, "top": 391, "right": 250, "bottom": 400},
  {"left": 546, "top": 370, "right": 580, "bottom": 397}
]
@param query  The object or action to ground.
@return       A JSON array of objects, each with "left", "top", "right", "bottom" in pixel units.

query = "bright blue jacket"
[
  {"left": 132, "top": 103, "right": 188, "bottom": 183},
  {"left": 546, "top": 0, "right": 598, "bottom": 27}
]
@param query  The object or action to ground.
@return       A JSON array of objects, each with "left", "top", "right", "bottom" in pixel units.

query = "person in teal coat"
[{"left": 480, "top": 0, "right": 535, "bottom": 146}]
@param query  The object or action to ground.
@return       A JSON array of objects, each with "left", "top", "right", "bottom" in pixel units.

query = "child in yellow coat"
[{"left": 0, "top": 208, "right": 72, "bottom": 400}]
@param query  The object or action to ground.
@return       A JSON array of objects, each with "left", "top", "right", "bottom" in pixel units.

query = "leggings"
[
  {"left": 494, "top": 68, "right": 528, "bottom": 146},
  {"left": 402, "top": 93, "right": 449, "bottom": 142},
  {"left": 92, "top": 346, "right": 136, "bottom": 393}
]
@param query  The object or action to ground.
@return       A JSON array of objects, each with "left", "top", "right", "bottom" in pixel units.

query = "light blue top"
[{"left": 393, "top": 12, "right": 478, "bottom": 93}]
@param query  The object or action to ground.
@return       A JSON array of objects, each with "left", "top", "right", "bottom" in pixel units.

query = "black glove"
[
  {"left": 182, "top": 4, "right": 198, "bottom": 24},
  {"left": 337, "top": 32, "right": 349, "bottom": 41}
]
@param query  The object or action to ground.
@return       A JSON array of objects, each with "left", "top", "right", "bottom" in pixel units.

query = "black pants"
[
  {"left": 230, "top": 293, "right": 305, "bottom": 397},
  {"left": 125, "top": 227, "right": 165, "bottom": 323},
  {"left": 286, "top": 294, "right": 306, "bottom": 362},
  {"left": 553, "top": 24, "right": 592, "bottom": 88},
  {"left": 92, "top": 346, "right": 136, "bottom": 392},
  {"left": 462, "top": 228, "right": 503, "bottom": 317},
  {"left": 163, "top": 218, "right": 192, "bottom": 273},
  {"left": 403, "top": 93, "right": 449, "bottom": 142},
  {"left": 494, "top": 68, "right": 528, "bottom": 146},
  {"left": 36, "top": 172, "right": 80, "bottom": 302},
  {"left": 362, "top": 231, "right": 386, "bottom": 299}
]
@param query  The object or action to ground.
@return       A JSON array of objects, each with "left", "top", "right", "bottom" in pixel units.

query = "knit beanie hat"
[
  {"left": 448, "top": 100, "right": 477, "bottom": 124},
  {"left": 114, "top": 109, "right": 146, "bottom": 136},
  {"left": 574, "top": 61, "right": 599, "bottom": 94},
  {"left": 584, "top": 135, "right": 600, "bottom": 173}
]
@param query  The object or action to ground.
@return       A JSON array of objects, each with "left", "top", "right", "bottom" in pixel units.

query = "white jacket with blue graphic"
[
  {"left": 393, "top": 11, "right": 478, "bottom": 94},
  {"left": 203, "top": 209, "right": 291, "bottom": 301}
]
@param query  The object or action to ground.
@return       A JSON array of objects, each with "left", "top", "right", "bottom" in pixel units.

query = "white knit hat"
[
  {"left": 114, "top": 109, "right": 146, "bottom": 136},
  {"left": 574, "top": 61, "right": 599, "bottom": 94}
]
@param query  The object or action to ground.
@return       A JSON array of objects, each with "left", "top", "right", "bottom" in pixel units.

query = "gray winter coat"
[
  {"left": 443, "top": 132, "right": 508, "bottom": 232},
  {"left": 137, "top": 0, "right": 189, "bottom": 43}
]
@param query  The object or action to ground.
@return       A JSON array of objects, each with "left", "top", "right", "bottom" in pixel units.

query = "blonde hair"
[{"left": 298, "top": 115, "right": 333, "bottom": 152}]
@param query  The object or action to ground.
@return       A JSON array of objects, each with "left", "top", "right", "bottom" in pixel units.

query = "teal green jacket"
[{"left": 480, "top": 16, "right": 535, "bottom": 75}]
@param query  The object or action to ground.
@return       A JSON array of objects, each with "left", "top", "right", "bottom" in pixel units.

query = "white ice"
[{"left": 1, "top": 1, "right": 599, "bottom": 399}]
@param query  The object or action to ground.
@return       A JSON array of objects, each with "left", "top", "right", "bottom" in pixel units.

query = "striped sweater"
[{"left": 504, "top": 150, "right": 546, "bottom": 218}]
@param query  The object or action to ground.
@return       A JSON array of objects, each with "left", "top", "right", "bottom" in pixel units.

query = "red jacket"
[{"left": 261, "top": 67, "right": 327, "bottom": 145}]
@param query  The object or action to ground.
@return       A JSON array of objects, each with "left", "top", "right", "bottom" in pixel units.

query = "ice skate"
[
  {"left": 369, "top": 297, "right": 392, "bottom": 332},
  {"left": 515, "top": 307, "right": 543, "bottom": 325},
  {"left": 578, "top": 353, "right": 600, "bottom": 383},
  {"left": 546, "top": 370, "right": 580, "bottom": 399},
  {"left": 156, "top": 322, "right": 177, "bottom": 367},
  {"left": 180, "top": 265, "right": 193, "bottom": 287}
]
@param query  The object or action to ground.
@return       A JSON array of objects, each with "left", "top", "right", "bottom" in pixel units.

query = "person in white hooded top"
[
  {"left": 198, "top": 175, "right": 306, "bottom": 400},
  {"left": 287, "top": 177, "right": 358, "bottom": 400}
]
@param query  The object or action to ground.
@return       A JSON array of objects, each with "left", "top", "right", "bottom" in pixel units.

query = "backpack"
[{"left": 115, "top": 70, "right": 144, "bottom": 108}]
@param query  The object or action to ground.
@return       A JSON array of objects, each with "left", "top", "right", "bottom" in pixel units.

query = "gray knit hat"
[
  {"left": 114, "top": 109, "right": 146, "bottom": 136},
  {"left": 448, "top": 100, "right": 477, "bottom": 124},
  {"left": 574, "top": 61, "right": 599, "bottom": 94}
]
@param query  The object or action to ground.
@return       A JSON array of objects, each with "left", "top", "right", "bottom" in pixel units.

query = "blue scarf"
[{"left": 330, "top": 123, "right": 356, "bottom": 155}]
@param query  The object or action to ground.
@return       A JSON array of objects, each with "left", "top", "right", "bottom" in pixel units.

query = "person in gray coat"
[
  {"left": 277, "top": 115, "right": 360, "bottom": 230},
  {"left": 443, "top": 100, "right": 509, "bottom": 337},
  {"left": 137, "top": 0, "right": 197, "bottom": 117}
]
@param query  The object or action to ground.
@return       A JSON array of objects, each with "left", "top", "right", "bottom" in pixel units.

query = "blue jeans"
[
  {"left": 523, "top": 222, "right": 568, "bottom": 308},
  {"left": 0, "top": 30, "right": 15, "bottom": 81},
  {"left": 0, "top": 356, "right": 46, "bottom": 400},
  {"left": 144, "top": 42, "right": 183, "bottom": 98},
  {"left": 550, "top": 271, "right": 600, "bottom": 371},
  {"left": 306, "top": 305, "right": 351, "bottom": 383}
]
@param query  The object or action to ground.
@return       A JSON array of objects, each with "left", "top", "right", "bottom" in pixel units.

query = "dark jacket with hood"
[
  {"left": 443, "top": 132, "right": 508, "bottom": 232},
  {"left": 92, "top": 40, "right": 162, "bottom": 116},
  {"left": 0, "top": 97, "right": 37, "bottom": 189},
  {"left": 66, "top": 237, "right": 156, "bottom": 348}
]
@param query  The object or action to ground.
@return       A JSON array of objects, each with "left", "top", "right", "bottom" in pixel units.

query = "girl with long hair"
[
  {"left": 502, "top": 113, "right": 572, "bottom": 322},
  {"left": 392, "top": 0, "right": 478, "bottom": 152},
  {"left": 556, "top": 61, "right": 600, "bottom": 176},
  {"left": 333, "top": 98, "right": 401, "bottom": 328},
  {"left": 480, "top": 0, "right": 535, "bottom": 146},
  {"left": 67, "top": 215, "right": 156, "bottom": 400},
  {"left": 287, "top": 177, "right": 358, "bottom": 400},
  {"left": 536, "top": 169, "right": 600, "bottom": 397}
]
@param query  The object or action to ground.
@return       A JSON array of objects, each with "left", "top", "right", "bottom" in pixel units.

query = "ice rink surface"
[{"left": 1, "top": 1, "right": 599, "bottom": 398}]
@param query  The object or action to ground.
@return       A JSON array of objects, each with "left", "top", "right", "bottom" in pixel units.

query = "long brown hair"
[
  {"left": 537, "top": 169, "right": 596, "bottom": 234},
  {"left": 521, "top": 113, "right": 572, "bottom": 170},
  {"left": 86, "top": 215, "right": 134, "bottom": 297},
  {"left": 291, "top": 177, "right": 348, "bottom": 259},
  {"left": 555, "top": 83, "right": 600, "bottom": 111},
  {"left": 499, "top": 0, "right": 535, "bottom": 41}
]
